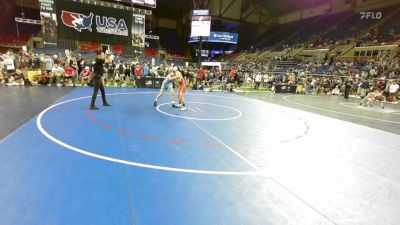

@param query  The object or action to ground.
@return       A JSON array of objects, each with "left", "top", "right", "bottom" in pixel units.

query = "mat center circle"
[{"left": 156, "top": 102, "right": 242, "bottom": 121}]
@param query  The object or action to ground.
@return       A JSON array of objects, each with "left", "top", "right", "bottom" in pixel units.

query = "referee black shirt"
[{"left": 93, "top": 58, "right": 105, "bottom": 76}]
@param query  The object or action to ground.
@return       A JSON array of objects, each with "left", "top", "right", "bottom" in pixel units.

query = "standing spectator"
[
  {"left": 143, "top": 63, "right": 150, "bottom": 76},
  {"left": 387, "top": 80, "right": 399, "bottom": 102},
  {"left": 359, "top": 78, "right": 370, "bottom": 98},
  {"left": 68, "top": 56, "right": 78, "bottom": 81},
  {"left": 115, "top": 61, "right": 125, "bottom": 87},
  {"left": 105, "top": 61, "right": 115, "bottom": 86},
  {"left": 135, "top": 63, "right": 143, "bottom": 79},
  {"left": 123, "top": 63, "right": 132, "bottom": 87},
  {"left": 344, "top": 78, "right": 353, "bottom": 100},
  {"left": 229, "top": 67, "right": 235, "bottom": 80},
  {"left": 29, "top": 53, "right": 40, "bottom": 69},
  {"left": 0, "top": 56, "right": 4, "bottom": 84},
  {"left": 254, "top": 73, "right": 262, "bottom": 89},
  {"left": 42, "top": 55, "right": 54, "bottom": 79},
  {"left": 3, "top": 53, "right": 15, "bottom": 83},
  {"left": 197, "top": 67, "right": 205, "bottom": 81},
  {"left": 77, "top": 56, "right": 84, "bottom": 76}
]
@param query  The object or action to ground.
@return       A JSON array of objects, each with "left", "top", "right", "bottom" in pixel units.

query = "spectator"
[
  {"left": 64, "top": 65, "right": 76, "bottom": 86},
  {"left": 105, "top": 61, "right": 115, "bottom": 86},
  {"left": 80, "top": 66, "right": 92, "bottom": 86},
  {"left": 49, "top": 63, "right": 65, "bottom": 86},
  {"left": 0, "top": 56, "right": 4, "bottom": 84},
  {"left": 387, "top": 80, "right": 399, "bottom": 102},
  {"left": 42, "top": 55, "right": 54, "bottom": 80},
  {"left": 359, "top": 78, "right": 370, "bottom": 98},
  {"left": 254, "top": 73, "right": 262, "bottom": 89},
  {"left": 115, "top": 61, "right": 125, "bottom": 86},
  {"left": 3, "top": 53, "right": 15, "bottom": 83},
  {"left": 344, "top": 78, "right": 353, "bottom": 100},
  {"left": 143, "top": 63, "right": 150, "bottom": 76},
  {"left": 135, "top": 63, "right": 143, "bottom": 79}
]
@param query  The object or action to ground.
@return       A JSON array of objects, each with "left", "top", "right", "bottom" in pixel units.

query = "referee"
[{"left": 89, "top": 51, "right": 111, "bottom": 110}]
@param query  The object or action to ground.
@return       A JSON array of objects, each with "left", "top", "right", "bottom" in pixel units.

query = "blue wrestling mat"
[{"left": 0, "top": 88, "right": 328, "bottom": 225}]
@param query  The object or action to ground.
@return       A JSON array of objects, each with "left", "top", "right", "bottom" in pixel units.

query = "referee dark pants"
[{"left": 90, "top": 74, "right": 109, "bottom": 109}]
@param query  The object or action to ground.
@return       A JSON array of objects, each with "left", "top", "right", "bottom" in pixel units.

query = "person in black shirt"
[
  {"left": 344, "top": 78, "right": 353, "bottom": 100},
  {"left": 89, "top": 51, "right": 110, "bottom": 110}
]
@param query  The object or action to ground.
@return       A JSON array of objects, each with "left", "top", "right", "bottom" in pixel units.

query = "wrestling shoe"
[
  {"left": 89, "top": 106, "right": 99, "bottom": 110},
  {"left": 180, "top": 106, "right": 186, "bottom": 111},
  {"left": 172, "top": 103, "right": 181, "bottom": 108},
  {"left": 153, "top": 101, "right": 158, "bottom": 106}
]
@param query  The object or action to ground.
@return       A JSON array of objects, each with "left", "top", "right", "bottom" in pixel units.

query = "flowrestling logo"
[
  {"left": 61, "top": 10, "right": 128, "bottom": 36},
  {"left": 360, "top": 11, "right": 382, "bottom": 20}
]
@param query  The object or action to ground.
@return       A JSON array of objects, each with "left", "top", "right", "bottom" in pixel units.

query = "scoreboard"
[{"left": 190, "top": 9, "right": 211, "bottom": 37}]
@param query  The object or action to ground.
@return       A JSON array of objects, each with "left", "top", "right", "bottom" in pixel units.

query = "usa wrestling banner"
[{"left": 55, "top": 0, "right": 132, "bottom": 45}]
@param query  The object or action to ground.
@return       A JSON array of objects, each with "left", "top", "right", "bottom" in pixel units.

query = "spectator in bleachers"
[
  {"left": 115, "top": 61, "right": 125, "bottom": 87},
  {"left": 254, "top": 73, "right": 262, "bottom": 89},
  {"left": 359, "top": 78, "right": 370, "bottom": 98},
  {"left": 7, "top": 66, "right": 28, "bottom": 86},
  {"left": 105, "top": 61, "right": 115, "bottom": 86},
  {"left": 80, "top": 66, "right": 92, "bottom": 86},
  {"left": 344, "top": 78, "right": 353, "bottom": 100},
  {"left": 3, "top": 53, "right": 16, "bottom": 83},
  {"left": 197, "top": 67, "right": 205, "bottom": 82},
  {"left": 135, "top": 63, "right": 143, "bottom": 79},
  {"left": 49, "top": 63, "right": 65, "bottom": 86},
  {"left": 143, "top": 62, "right": 150, "bottom": 76},
  {"left": 64, "top": 65, "right": 76, "bottom": 86},
  {"left": 68, "top": 56, "right": 78, "bottom": 80},
  {"left": 387, "top": 80, "right": 399, "bottom": 102},
  {"left": 77, "top": 56, "right": 84, "bottom": 76},
  {"left": 0, "top": 56, "right": 4, "bottom": 84},
  {"left": 28, "top": 53, "right": 40, "bottom": 69},
  {"left": 42, "top": 55, "right": 54, "bottom": 81}
]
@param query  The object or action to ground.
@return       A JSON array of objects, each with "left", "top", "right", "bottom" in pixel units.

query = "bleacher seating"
[
  {"left": 144, "top": 48, "right": 158, "bottom": 57},
  {"left": 0, "top": 34, "right": 30, "bottom": 46},
  {"left": 255, "top": 6, "right": 400, "bottom": 51}
]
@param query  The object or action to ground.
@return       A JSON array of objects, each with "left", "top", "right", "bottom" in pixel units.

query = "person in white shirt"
[
  {"left": 369, "top": 68, "right": 376, "bottom": 78},
  {"left": 2, "top": 55, "right": 15, "bottom": 83},
  {"left": 42, "top": 55, "right": 54, "bottom": 79},
  {"left": 254, "top": 73, "right": 262, "bottom": 89},
  {"left": 0, "top": 57, "right": 4, "bottom": 83},
  {"left": 49, "top": 63, "right": 65, "bottom": 86},
  {"left": 4, "top": 55, "right": 15, "bottom": 72},
  {"left": 388, "top": 80, "right": 399, "bottom": 102}
]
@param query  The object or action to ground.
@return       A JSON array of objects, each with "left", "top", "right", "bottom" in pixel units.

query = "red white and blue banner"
[{"left": 55, "top": 0, "right": 132, "bottom": 45}]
